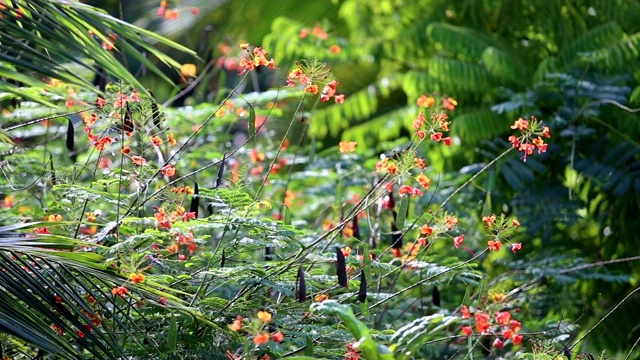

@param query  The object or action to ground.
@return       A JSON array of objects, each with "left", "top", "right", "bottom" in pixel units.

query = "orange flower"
[
  {"left": 85, "top": 212, "right": 96, "bottom": 222},
  {"left": 340, "top": 247, "right": 352, "bottom": 257},
  {"left": 167, "top": 133, "right": 177, "bottom": 145},
  {"left": 299, "top": 28, "right": 308, "bottom": 38},
  {"left": 416, "top": 95, "right": 435, "bottom": 108},
  {"left": 162, "top": 165, "right": 176, "bottom": 177},
  {"left": 492, "top": 293, "right": 506, "bottom": 302},
  {"left": 164, "top": 9, "right": 179, "bottom": 20},
  {"left": 442, "top": 97, "right": 457, "bottom": 110},
  {"left": 151, "top": 136, "right": 163, "bottom": 146},
  {"left": 329, "top": 45, "right": 341, "bottom": 54},
  {"left": 272, "top": 331, "right": 284, "bottom": 343},
  {"left": 512, "top": 219, "right": 520, "bottom": 227},
  {"left": 391, "top": 248, "right": 402, "bottom": 258},
  {"left": 229, "top": 315, "right": 243, "bottom": 332},
  {"left": 334, "top": 94, "right": 346, "bottom": 104},
  {"left": 474, "top": 311, "right": 491, "bottom": 334},
  {"left": 180, "top": 63, "right": 197, "bottom": 77},
  {"left": 420, "top": 225, "right": 433, "bottom": 235},
  {"left": 257, "top": 310, "right": 272, "bottom": 323},
  {"left": 304, "top": 85, "right": 319, "bottom": 94},
  {"left": 121, "top": 146, "right": 131, "bottom": 154},
  {"left": 111, "top": 286, "right": 128, "bottom": 298},
  {"left": 239, "top": 43, "right": 249, "bottom": 50},
  {"left": 48, "top": 214, "right": 62, "bottom": 222},
  {"left": 461, "top": 305, "right": 471, "bottom": 319},
  {"left": 416, "top": 173, "right": 431, "bottom": 189},
  {"left": 312, "top": 26, "right": 328, "bottom": 40},
  {"left": 339, "top": 141, "right": 357, "bottom": 153},
  {"left": 314, "top": 294, "right": 329, "bottom": 302},
  {"left": 488, "top": 240, "right": 503, "bottom": 251},
  {"left": 184, "top": 186, "right": 195, "bottom": 195},
  {"left": 250, "top": 149, "right": 265, "bottom": 163},
  {"left": 414, "top": 157, "right": 426, "bottom": 169},
  {"left": 510, "top": 118, "right": 529, "bottom": 130},
  {"left": 254, "top": 332, "right": 270, "bottom": 345},
  {"left": 129, "top": 273, "right": 145, "bottom": 284},
  {"left": 495, "top": 311, "right": 511, "bottom": 325},
  {"left": 167, "top": 244, "right": 179, "bottom": 253},
  {"left": 131, "top": 156, "right": 146, "bottom": 166},
  {"left": 84, "top": 113, "right": 98, "bottom": 127},
  {"left": 2, "top": 195, "right": 14, "bottom": 208}
]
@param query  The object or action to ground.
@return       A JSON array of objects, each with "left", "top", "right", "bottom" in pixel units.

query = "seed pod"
[
  {"left": 216, "top": 153, "right": 226, "bottom": 188},
  {"left": 49, "top": 155, "right": 56, "bottom": 185},
  {"left": 148, "top": 91, "right": 163, "bottom": 129},
  {"left": 123, "top": 102, "right": 134, "bottom": 134},
  {"left": 358, "top": 271, "right": 367, "bottom": 303},
  {"left": 296, "top": 265, "right": 307, "bottom": 302},
  {"left": 387, "top": 189, "right": 395, "bottom": 209},
  {"left": 336, "top": 247, "right": 347, "bottom": 288},
  {"left": 66, "top": 119, "right": 76, "bottom": 162},
  {"left": 432, "top": 286, "right": 440, "bottom": 307},
  {"left": 352, "top": 215, "right": 360, "bottom": 240},
  {"left": 220, "top": 249, "right": 226, "bottom": 268},
  {"left": 265, "top": 246, "right": 273, "bottom": 261},
  {"left": 189, "top": 182, "right": 199, "bottom": 218}
]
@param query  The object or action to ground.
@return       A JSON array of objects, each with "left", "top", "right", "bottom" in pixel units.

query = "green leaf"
[
  {"left": 168, "top": 315, "right": 177, "bottom": 352},
  {"left": 395, "top": 196, "right": 409, "bottom": 229}
]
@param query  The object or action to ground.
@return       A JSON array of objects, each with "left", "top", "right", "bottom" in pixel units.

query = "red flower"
[
  {"left": 513, "top": 334, "right": 524, "bottom": 345},
  {"left": 492, "top": 337, "right": 504, "bottom": 349},
  {"left": 511, "top": 243, "right": 522, "bottom": 253},
  {"left": 474, "top": 311, "right": 491, "bottom": 334},
  {"left": 488, "top": 240, "right": 502, "bottom": 251},
  {"left": 398, "top": 185, "right": 413, "bottom": 196},
  {"left": 430, "top": 132, "right": 442, "bottom": 142},
  {"left": 453, "top": 234, "right": 464, "bottom": 248},
  {"left": 162, "top": 165, "right": 176, "bottom": 177},
  {"left": 304, "top": 85, "right": 319, "bottom": 94},
  {"left": 182, "top": 212, "right": 196, "bottom": 222},
  {"left": 509, "top": 320, "right": 522, "bottom": 333},
  {"left": 495, "top": 311, "right": 511, "bottom": 326},
  {"left": 131, "top": 156, "right": 147, "bottom": 166},
  {"left": 442, "top": 137, "right": 452, "bottom": 146},
  {"left": 461, "top": 305, "right": 470, "bottom": 319},
  {"left": 111, "top": 286, "right": 128, "bottom": 298},
  {"left": 334, "top": 94, "right": 346, "bottom": 103},
  {"left": 272, "top": 332, "right": 284, "bottom": 343},
  {"left": 462, "top": 326, "right": 473, "bottom": 336}
]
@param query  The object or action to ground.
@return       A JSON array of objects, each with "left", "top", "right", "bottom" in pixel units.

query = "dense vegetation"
[{"left": 1, "top": 0, "right": 639, "bottom": 359}]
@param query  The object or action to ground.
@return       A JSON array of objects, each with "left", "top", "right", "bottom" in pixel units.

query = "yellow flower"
[
  {"left": 257, "top": 310, "right": 272, "bottom": 323},
  {"left": 180, "top": 63, "right": 197, "bottom": 78}
]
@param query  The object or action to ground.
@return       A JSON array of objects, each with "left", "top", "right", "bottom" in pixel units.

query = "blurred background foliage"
[{"left": 2, "top": 0, "right": 640, "bottom": 358}]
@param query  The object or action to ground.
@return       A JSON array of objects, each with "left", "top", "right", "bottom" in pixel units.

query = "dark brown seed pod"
[
  {"left": 432, "top": 286, "right": 440, "bottom": 307},
  {"left": 149, "top": 91, "right": 163, "bottom": 129},
  {"left": 297, "top": 265, "right": 307, "bottom": 302},
  {"left": 220, "top": 249, "right": 226, "bottom": 268},
  {"left": 189, "top": 182, "right": 199, "bottom": 218},
  {"left": 123, "top": 101, "right": 134, "bottom": 134},
  {"left": 352, "top": 215, "right": 360, "bottom": 240},
  {"left": 216, "top": 153, "right": 226, "bottom": 188},
  {"left": 336, "top": 247, "right": 347, "bottom": 288},
  {"left": 66, "top": 119, "right": 76, "bottom": 162},
  {"left": 49, "top": 156, "right": 56, "bottom": 185},
  {"left": 358, "top": 271, "right": 367, "bottom": 303}
]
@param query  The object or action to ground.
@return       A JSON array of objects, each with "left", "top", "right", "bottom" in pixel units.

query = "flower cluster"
[
  {"left": 238, "top": 44, "right": 276, "bottom": 74},
  {"left": 482, "top": 214, "right": 522, "bottom": 253},
  {"left": 412, "top": 94, "right": 457, "bottom": 144},
  {"left": 156, "top": 1, "right": 199, "bottom": 20},
  {"left": 228, "top": 311, "right": 285, "bottom": 347},
  {"left": 508, "top": 116, "right": 550, "bottom": 161},
  {"left": 286, "top": 59, "right": 345, "bottom": 103},
  {"left": 460, "top": 296, "right": 524, "bottom": 349},
  {"left": 298, "top": 25, "right": 343, "bottom": 56}
]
